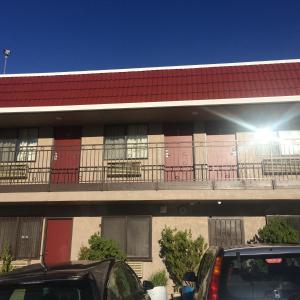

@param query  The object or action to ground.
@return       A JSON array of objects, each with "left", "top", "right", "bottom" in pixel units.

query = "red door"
[
  {"left": 44, "top": 219, "right": 73, "bottom": 265},
  {"left": 51, "top": 127, "right": 81, "bottom": 184},
  {"left": 206, "top": 134, "right": 238, "bottom": 180},
  {"left": 164, "top": 123, "right": 194, "bottom": 181}
]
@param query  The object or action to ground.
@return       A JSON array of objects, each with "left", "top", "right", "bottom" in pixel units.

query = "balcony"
[{"left": 0, "top": 139, "right": 300, "bottom": 192}]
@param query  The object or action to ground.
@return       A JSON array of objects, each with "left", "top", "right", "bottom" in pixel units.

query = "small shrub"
[
  {"left": 149, "top": 270, "right": 168, "bottom": 287},
  {"left": 1, "top": 244, "right": 13, "bottom": 273},
  {"left": 78, "top": 233, "right": 125, "bottom": 261},
  {"left": 248, "top": 217, "right": 299, "bottom": 244},
  {"left": 159, "top": 227, "right": 207, "bottom": 288}
]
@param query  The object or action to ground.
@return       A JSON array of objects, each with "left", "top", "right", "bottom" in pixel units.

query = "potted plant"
[{"left": 147, "top": 270, "right": 168, "bottom": 300}]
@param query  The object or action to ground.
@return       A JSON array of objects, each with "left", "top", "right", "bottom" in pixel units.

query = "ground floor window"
[
  {"left": 208, "top": 217, "right": 245, "bottom": 247},
  {"left": 267, "top": 215, "right": 300, "bottom": 242},
  {"left": 0, "top": 217, "right": 43, "bottom": 259},
  {"left": 102, "top": 216, "right": 151, "bottom": 260}
]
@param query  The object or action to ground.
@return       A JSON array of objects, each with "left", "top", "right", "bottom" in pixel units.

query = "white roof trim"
[
  {"left": 1, "top": 58, "right": 300, "bottom": 78},
  {"left": 0, "top": 95, "right": 299, "bottom": 114}
]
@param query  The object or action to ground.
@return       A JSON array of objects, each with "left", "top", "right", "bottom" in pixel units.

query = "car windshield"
[
  {"left": 219, "top": 253, "right": 300, "bottom": 300},
  {"left": 0, "top": 280, "right": 94, "bottom": 300}
]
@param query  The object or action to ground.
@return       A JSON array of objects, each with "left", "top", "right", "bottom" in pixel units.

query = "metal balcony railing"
[{"left": 0, "top": 139, "right": 299, "bottom": 186}]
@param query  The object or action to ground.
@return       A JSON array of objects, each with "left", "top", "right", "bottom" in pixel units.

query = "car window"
[
  {"left": 196, "top": 249, "right": 216, "bottom": 298},
  {"left": 219, "top": 254, "right": 300, "bottom": 300},
  {"left": 123, "top": 264, "right": 142, "bottom": 293},
  {"left": 0, "top": 280, "right": 93, "bottom": 300},
  {"left": 107, "top": 263, "right": 139, "bottom": 300}
]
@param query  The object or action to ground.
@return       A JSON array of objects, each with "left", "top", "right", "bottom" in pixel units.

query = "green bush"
[
  {"left": 249, "top": 217, "right": 299, "bottom": 244},
  {"left": 78, "top": 233, "right": 125, "bottom": 261},
  {"left": 1, "top": 244, "right": 13, "bottom": 273},
  {"left": 149, "top": 270, "right": 168, "bottom": 287},
  {"left": 159, "top": 227, "right": 207, "bottom": 288}
]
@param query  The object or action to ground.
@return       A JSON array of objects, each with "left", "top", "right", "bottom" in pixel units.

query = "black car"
[
  {"left": 184, "top": 245, "right": 300, "bottom": 300},
  {"left": 0, "top": 259, "right": 153, "bottom": 300}
]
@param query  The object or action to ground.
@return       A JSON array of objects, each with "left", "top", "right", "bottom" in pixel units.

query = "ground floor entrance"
[
  {"left": 44, "top": 218, "right": 73, "bottom": 265},
  {"left": 1, "top": 207, "right": 300, "bottom": 292}
]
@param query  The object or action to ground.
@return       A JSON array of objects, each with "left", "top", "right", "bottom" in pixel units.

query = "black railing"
[{"left": 0, "top": 140, "right": 299, "bottom": 186}]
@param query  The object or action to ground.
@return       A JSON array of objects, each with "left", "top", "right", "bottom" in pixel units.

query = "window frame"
[
  {"left": 102, "top": 215, "right": 152, "bottom": 261},
  {"left": 0, "top": 217, "right": 43, "bottom": 259},
  {"left": 278, "top": 130, "right": 300, "bottom": 156},
  {"left": 104, "top": 124, "right": 148, "bottom": 160},
  {"left": 0, "top": 128, "right": 39, "bottom": 162},
  {"left": 208, "top": 217, "right": 245, "bottom": 247}
]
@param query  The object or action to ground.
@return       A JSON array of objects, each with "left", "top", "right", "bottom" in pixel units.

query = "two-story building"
[{"left": 0, "top": 58, "right": 300, "bottom": 282}]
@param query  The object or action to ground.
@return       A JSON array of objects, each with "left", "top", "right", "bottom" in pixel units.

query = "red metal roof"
[{"left": 0, "top": 61, "right": 300, "bottom": 108}]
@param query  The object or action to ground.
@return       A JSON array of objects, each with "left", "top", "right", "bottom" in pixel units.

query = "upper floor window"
[
  {"left": 104, "top": 125, "right": 148, "bottom": 160},
  {"left": 254, "top": 130, "right": 300, "bottom": 157},
  {"left": 0, "top": 128, "right": 38, "bottom": 162},
  {"left": 278, "top": 131, "right": 300, "bottom": 156},
  {"left": 254, "top": 131, "right": 280, "bottom": 156}
]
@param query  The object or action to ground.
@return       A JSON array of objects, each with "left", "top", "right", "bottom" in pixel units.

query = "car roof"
[
  {"left": 0, "top": 259, "right": 114, "bottom": 285},
  {"left": 222, "top": 244, "right": 300, "bottom": 257}
]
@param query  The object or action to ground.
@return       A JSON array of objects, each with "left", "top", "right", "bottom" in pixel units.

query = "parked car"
[
  {"left": 184, "top": 245, "right": 300, "bottom": 300},
  {"left": 0, "top": 259, "right": 153, "bottom": 300}
]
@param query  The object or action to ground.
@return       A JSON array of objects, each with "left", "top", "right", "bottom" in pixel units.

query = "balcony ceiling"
[{"left": 0, "top": 102, "right": 299, "bottom": 129}]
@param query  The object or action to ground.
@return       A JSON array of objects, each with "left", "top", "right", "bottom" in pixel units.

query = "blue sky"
[{"left": 1, "top": 0, "right": 300, "bottom": 73}]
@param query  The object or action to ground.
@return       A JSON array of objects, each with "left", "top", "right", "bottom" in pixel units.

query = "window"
[
  {"left": 0, "top": 281, "right": 93, "bottom": 300},
  {"left": 0, "top": 217, "right": 43, "bottom": 259},
  {"left": 209, "top": 217, "right": 245, "bottom": 247},
  {"left": 104, "top": 125, "right": 147, "bottom": 160},
  {"left": 0, "top": 128, "right": 38, "bottom": 162},
  {"left": 102, "top": 216, "right": 151, "bottom": 260},
  {"left": 219, "top": 254, "right": 300, "bottom": 300},
  {"left": 254, "top": 131, "right": 280, "bottom": 156},
  {"left": 279, "top": 131, "right": 300, "bottom": 156},
  {"left": 196, "top": 249, "right": 217, "bottom": 298},
  {"left": 267, "top": 215, "right": 300, "bottom": 242},
  {"left": 107, "top": 262, "right": 142, "bottom": 300}
]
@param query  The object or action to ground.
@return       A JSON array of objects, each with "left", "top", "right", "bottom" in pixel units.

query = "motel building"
[{"left": 0, "top": 59, "right": 300, "bottom": 287}]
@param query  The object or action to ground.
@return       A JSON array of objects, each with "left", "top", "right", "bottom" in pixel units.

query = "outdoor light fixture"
[
  {"left": 217, "top": 201, "right": 222, "bottom": 205},
  {"left": 2, "top": 49, "right": 11, "bottom": 74},
  {"left": 3, "top": 49, "right": 11, "bottom": 57}
]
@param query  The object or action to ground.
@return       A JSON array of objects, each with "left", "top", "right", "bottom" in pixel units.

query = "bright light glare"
[{"left": 254, "top": 127, "right": 275, "bottom": 143}]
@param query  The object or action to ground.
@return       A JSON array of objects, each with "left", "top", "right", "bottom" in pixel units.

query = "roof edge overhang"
[
  {"left": 0, "top": 95, "right": 299, "bottom": 114},
  {"left": 1, "top": 58, "right": 300, "bottom": 78}
]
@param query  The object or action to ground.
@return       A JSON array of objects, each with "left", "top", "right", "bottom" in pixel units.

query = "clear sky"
[{"left": 1, "top": 0, "right": 300, "bottom": 74}]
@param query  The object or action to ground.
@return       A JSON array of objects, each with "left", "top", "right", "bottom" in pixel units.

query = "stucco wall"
[
  {"left": 143, "top": 216, "right": 208, "bottom": 294},
  {"left": 70, "top": 217, "right": 100, "bottom": 260},
  {"left": 243, "top": 216, "right": 266, "bottom": 242}
]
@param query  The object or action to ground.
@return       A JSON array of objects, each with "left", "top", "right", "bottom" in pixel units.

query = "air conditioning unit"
[
  {"left": 262, "top": 158, "right": 300, "bottom": 175},
  {"left": 107, "top": 162, "right": 141, "bottom": 178},
  {"left": 0, "top": 164, "right": 28, "bottom": 179}
]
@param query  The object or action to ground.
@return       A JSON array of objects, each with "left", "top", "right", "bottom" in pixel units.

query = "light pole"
[{"left": 3, "top": 49, "right": 11, "bottom": 74}]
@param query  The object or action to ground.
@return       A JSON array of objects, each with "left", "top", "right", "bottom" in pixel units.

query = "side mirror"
[
  {"left": 143, "top": 280, "right": 154, "bottom": 290},
  {"left": 183, "top": 271, "right": 197, "bottom": 282}
]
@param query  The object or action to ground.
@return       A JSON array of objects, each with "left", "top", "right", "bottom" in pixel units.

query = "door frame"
[
  {"left": 51, "top": 127, "right": 82, "bottom": 184},
  {"left": 163, "top": 122, "right": 195, "bottom": 181}
]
